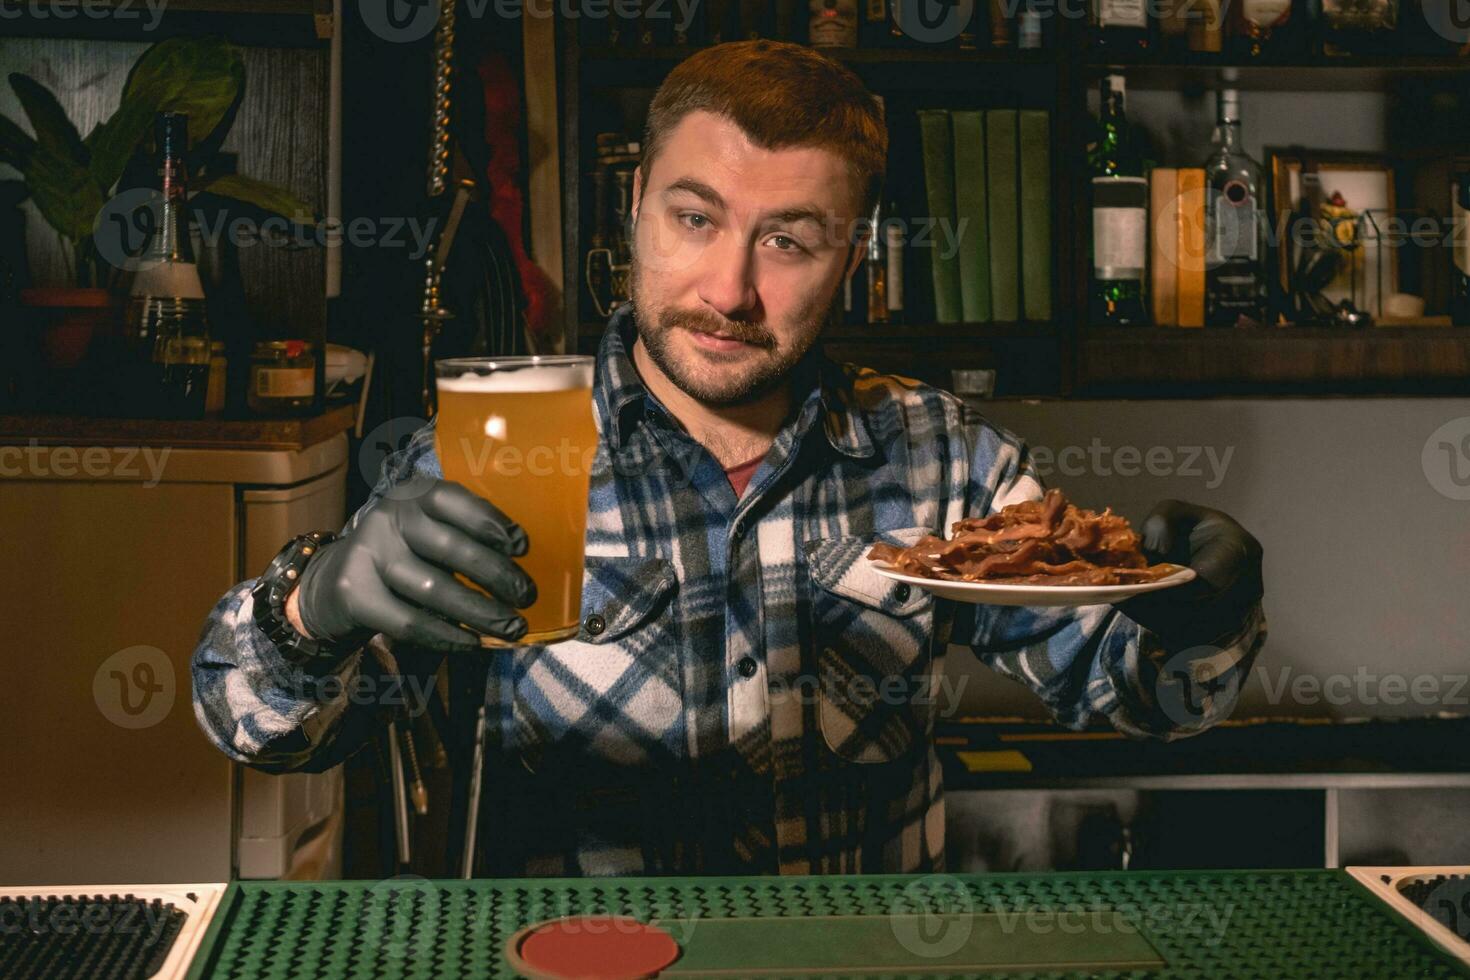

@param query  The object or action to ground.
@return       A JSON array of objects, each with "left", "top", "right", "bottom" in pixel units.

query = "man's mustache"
[{"left": 662, "top": 312, "right": 775, "bottom": 349}]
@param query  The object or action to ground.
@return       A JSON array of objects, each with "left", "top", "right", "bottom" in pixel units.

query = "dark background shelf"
[
  {"left": 1088, "top": 57, "right": 1470, "bottom": 92},
  {"left": 1078, "top": 325, "right": 1470, "bottom": 395},
  {"left": 560, "top": 12, "right": 1470, "bottom": 399},
  {"left": 0, "top": 0, "right": 333, "bottom": 44}
]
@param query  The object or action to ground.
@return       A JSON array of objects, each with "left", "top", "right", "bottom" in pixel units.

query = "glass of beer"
[{"left": 434, "top": 355, "right": 596, "bottom": 646}]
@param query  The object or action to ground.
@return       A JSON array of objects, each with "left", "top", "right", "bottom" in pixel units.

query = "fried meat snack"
[{"left": 866, "top": 489, "right": 1185, "bottom": 586}]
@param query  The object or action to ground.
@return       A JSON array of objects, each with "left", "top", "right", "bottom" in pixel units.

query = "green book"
[
  {"left": 1018, "top": 109, "right": 1053, "bottom": 322},
  {"left": 951, "top": 110, "right": 991, "bottom": 323},
  {"left": 985, "top": 109, "right": 1020, "bottom": 323},
  {"left": 918, "top": 109, "right": 963, "bottom": 324}
]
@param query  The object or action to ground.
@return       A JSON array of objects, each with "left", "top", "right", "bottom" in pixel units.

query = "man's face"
[{"left": 628, "top": 111, "right": 866, "bottom": 407}]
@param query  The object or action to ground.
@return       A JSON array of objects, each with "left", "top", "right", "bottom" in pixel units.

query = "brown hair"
[{"left": 639, "top": 40, "right": 887, "bottom": 225}]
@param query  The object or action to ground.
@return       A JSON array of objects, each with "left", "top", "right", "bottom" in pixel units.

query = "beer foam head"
[{"left": 436, "top": 359, "right": 593, "bottom": 393}]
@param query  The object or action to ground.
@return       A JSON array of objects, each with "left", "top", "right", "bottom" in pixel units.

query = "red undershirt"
[{"left": 723, "top": 453, "right": 765, "bottom": 497}]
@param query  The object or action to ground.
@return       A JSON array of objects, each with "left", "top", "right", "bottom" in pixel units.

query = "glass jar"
[
  {"left": 205, "top": 340, "right": 227, "bottom": 416},
  {"left": 155, "top": 333, "right": 211, "bottom": 420},
  {"left": 248, "top": 340, "right": 316, "bottom": 415}
]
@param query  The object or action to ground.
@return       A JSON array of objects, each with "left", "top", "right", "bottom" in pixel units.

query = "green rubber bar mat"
[{"left": 184, "top": 869, "right": 1470, "bottom": 979}]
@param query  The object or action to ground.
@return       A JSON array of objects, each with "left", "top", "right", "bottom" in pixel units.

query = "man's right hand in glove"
[{"left": 285, "top": 477, "right": 538, "bottom": 652}]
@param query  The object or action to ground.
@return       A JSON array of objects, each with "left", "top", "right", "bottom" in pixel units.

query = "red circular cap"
[{"left": 517, "top": 916, "right": 679, "bottom": 980}]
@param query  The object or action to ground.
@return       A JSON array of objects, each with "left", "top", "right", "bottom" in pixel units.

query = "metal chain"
[
  {"left": 421, "top": 0, "right": 457, "bottom": 415},
  {"left": 427, "top": 0, "right": 456, "bottom": 199}
]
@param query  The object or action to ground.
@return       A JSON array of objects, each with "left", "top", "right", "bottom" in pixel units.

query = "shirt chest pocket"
[
  {"left": 509, "top": 555, "right": 684, "bottom": 770},
  {"left": 805, "top": 527, "right": 937, "bottom": 765}
]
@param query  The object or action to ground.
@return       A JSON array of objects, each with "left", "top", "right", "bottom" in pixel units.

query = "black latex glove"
[
  {"left": 1116, "top": 499, "right": 1263, "bottom": 651},
  {"left": 294, "top": 477, "right": 537, "bottom": 652}
]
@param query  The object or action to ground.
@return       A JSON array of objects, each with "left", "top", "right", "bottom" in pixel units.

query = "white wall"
[{"left": 946, "top": 397, "right": 1470, "bottom": 721}]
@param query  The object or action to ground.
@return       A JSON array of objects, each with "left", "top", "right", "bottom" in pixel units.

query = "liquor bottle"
[
  {"left": 1203, "top": 88, "right": 1267, "bottom": 326},
  {"left": 126, "top": 111, "right": 211, "bottom": 419},
  {"left": 860, "top": 0, "right": 891, "bottom": 46},
  {"left": 673, "top": 0, "right": 696, "bottom": 45},
  {"left": 739, "top": 0, "right": 775, "bottom": 38},
  {"left": 1155, "top": 0, "right": 1191, "bottom": 53},
  {"left": 987, "top": 0, "right": 1014, "bottom": 48},
  {"left": 1187, "top": 0, "right": 1225, "bottom": 51},
  {"left": 884, "top": 0, "right": 954, "bottom": 45},
  {"left": 1088, "top": 75, "right": 1149, "bottom": 326},
  {"left": 705, "top": 0, "right": 738, "bottom": 45},
  {"left": 1089, "top": 0, "right": 1150, "bottom": 51},
  {"left": 1018, "top": 0, "right": 1046, "bottom": 48},
  {"left": 578, "top": 0, "right": 612, "bottom": 45},
  {"left": 606, "top": 0, "right": 632, "bottom": 45},
  {"left": 1318, "top": 0, "right": 1398, "bottom": 55},
  {"left": 776, "top": 0, "right": 800, "bottom": 40},
  {"left": 884, "top": 198, "right": 906, "bottom": 323},
  {"left": 1453, "top": 166, "right": 1470, "bottom": 327},
  {"left": 864, "top": 201, "right": 889, "bottom": 324},
  {"left": 1230, "top": 0, "right": 1295, "bottom": 57},
  {"left": 636, "top": 0, "right": 663, "bottom": 47},
  {"left": 809, "top": 0, "right": 858, "bottom": 46}
]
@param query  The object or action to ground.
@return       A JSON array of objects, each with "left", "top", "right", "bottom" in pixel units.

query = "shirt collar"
[{"left": 593, "top": 303, "right": 876, "bottom": 460}]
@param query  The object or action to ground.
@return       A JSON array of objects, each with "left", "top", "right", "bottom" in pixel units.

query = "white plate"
[{"left": 869, "top": 561, "right": 1196, "bottom": 607}]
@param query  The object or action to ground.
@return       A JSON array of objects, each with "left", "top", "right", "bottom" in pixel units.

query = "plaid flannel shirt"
[{"left": 193, "top": 303, "right": 1265, "bottom": 877}]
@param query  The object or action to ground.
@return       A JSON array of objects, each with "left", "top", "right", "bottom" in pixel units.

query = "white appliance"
[{"left": 0, "top": 421, "right": 350, "bottom": 885}]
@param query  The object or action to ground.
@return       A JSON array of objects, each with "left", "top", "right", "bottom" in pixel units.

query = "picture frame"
[{"left": 1265, "top": 148, "right": 1398, "bottom": 321}]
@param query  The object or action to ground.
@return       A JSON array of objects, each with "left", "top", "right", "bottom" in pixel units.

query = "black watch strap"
[{"left": 251, "top": 531, "right": 355, "bottom": 674}]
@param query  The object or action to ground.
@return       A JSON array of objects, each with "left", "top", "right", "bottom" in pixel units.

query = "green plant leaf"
[
  {"left": 87, "top": 37, "right": 244, "bottom": 196},
  {"left": 0, "top": 112, "right": 36, "bottom": 172},
  {"left": 193, "top": 172, "right": 318, "bottom": 224},
  {"left": 26, "top": 142, "right": 103, "bottom": 243},
  {"left": 9, "top": 73, "right": 87, "bottom": 170}
]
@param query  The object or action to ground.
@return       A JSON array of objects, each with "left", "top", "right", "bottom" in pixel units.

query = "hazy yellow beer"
[{"left": 435, "top": 356, "right": 596, "bottom": 646}]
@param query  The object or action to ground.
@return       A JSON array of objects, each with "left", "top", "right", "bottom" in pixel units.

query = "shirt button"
[
  {"left": 583, "top": 614, "right": 606, "bottom": 636},
  {"left": 737, "top": 656, "right": 758, "bottom": 678},
  {"left": 894, "top": 584, "right": 911, "bottom": 602}
]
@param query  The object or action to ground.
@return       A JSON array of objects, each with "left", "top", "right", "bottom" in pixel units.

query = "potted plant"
[{"left": 0, "top": 36, "right": 313, "bottom": 374}]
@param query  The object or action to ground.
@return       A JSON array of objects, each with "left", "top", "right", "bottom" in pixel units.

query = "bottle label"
[
  {"left": 1019, "top": 9, "right": 1043, "bottom": 46},
  {"left": 157, "top": 337, "right": 210, "bottom": 365},
  {"left": 885, "top": 223, "right": 904, "bottom": 311},
  {"left": 1099, "top": 0, "right": 1147, "bottom": 28},
  {"left": 1187, "top": 0, "right": 1224, "bottom": 48},
  {"left": 1092, "top": 177, "right": 1148, "bottom": 280},
  {"left": 1211, "top": 181, "right": 1259, "bottom": 262},
  {"left": 1241, "top": 0, "right": 1290, "bottom": 26},
  {"left": 254, "top": 367, "right": 314, "bottom": 398}
]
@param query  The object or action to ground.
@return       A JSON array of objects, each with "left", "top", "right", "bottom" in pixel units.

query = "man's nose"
[{"left": 695, "top": 237, "right": 758, "bottom": 320}]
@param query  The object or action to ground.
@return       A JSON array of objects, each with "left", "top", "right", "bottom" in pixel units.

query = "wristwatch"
[{"left": 251, "top": 531, "right": 354, "bottom": 673}]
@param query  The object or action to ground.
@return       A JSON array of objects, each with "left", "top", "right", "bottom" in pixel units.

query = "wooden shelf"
[
  {"left": 0, "top": 0, "right": 334, "bottom": 44},
  {"left": 1078, "top": 326, "right": 1470, "bottom": 396},
  {"left": 580, "top": 322, "right": 1057, "bottom": 342},
  {"left": 823, "top": 321, "right": 1057, "bottom": 341},
  {"left": 0, "top": 403, "right": 357, "bottom": 450},
  {"left": 1085, "top": 55, "right": 1470, "bottom": 92},
  {"left": 580, "top": 44, "right": 1055, "bottom": 66}
]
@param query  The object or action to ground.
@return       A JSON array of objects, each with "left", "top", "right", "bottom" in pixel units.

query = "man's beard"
[{"left": 629, "top": 260, "right": 838, "bottom": 408}]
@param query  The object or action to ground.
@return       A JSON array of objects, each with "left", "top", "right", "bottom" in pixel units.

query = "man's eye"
[
  {"left": 769, "top": 235, "right": 804, "bottom": 252},
  {"left": 678, "top": 213, "right": 709, "bottom": 231}
]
